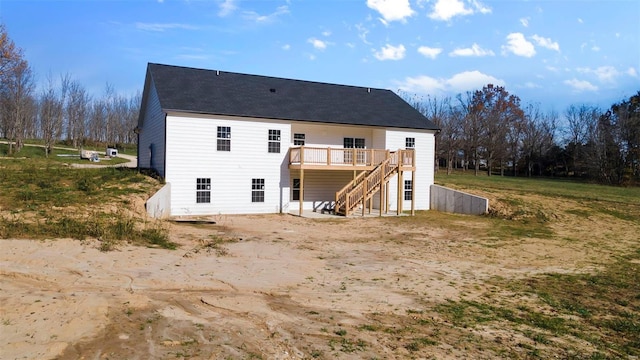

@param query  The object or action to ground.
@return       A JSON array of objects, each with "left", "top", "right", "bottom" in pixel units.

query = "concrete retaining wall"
[
  {"left": 146, "top": 183, "right": 171, "bottom": 219},
  {"left": 430, "top": 184, "right": 488, "bottom": 215}
]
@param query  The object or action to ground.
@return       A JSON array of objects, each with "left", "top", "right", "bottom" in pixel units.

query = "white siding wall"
[
  {"left": 384, "top": 129, "right": 436, "bottom": 211},
  {"left": 291, "top": 123, "right": 373, "bottom": 148},
  {"left": 165, "top": 114, "right": 291, "bottom": 216},
  {"left": 138, "top": 82, "right": 166, "bottom": 177}
]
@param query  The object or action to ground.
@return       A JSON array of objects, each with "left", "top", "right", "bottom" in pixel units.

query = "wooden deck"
[
  {"left": 288, "top": 147, "right": 415, "bottom": 171},
  {"left": 289, "top": 147, "right": 416, "bottom": 217}
]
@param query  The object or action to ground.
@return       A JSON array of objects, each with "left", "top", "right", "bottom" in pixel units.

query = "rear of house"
[{"left": 137, "top": 63, "right": 439, "bottom": 217}]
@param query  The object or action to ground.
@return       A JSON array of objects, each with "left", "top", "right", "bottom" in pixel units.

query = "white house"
[{"left": 137, "top": 63, "right": 439, "bottom": 217}]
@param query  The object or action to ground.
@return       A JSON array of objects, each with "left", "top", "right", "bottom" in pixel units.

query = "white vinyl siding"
[
  {"left": 165, "top": 114, "right": 290, "bottom": 215},
  {"left": 137, "top": 81, "right": 166, "bottom": 177},
  {"left": 290, "top": 123, "right": 373, "bottom": 149}
]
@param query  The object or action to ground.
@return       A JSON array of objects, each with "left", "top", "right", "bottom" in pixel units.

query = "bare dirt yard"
[{"left": 1, "top": 181, "right": 639, "bottom": 359}]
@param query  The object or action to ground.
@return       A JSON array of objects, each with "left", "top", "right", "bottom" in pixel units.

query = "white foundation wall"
[{"left": 165, "top": 114, "right": 291, "bottom": 216}]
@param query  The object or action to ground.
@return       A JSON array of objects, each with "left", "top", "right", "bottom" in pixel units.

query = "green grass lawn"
[
  {"left": 0, "top": 145, "right": 172, "bottom": 250},
  {"left": 430, "top": 171, "right": 640, "bottom": 359},
  {"left": 0, "top": 142, "right": 131, "bottom": 165}
]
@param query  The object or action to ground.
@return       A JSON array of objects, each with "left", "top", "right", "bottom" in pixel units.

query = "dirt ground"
[{"left": 1, "top": 191, "right": 638, "bottom": 359}]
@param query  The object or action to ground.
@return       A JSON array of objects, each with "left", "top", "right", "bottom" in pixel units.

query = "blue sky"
[{"left": 1, "top": 0, "right": 638, "bottom": 112}]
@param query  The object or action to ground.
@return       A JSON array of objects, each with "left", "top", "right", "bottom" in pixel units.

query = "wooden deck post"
[
  {"left": 385, "top": 179, "right": 390, "bottom": 215},
  {"left": 379, "top": 181, "right": 384, "bottom": 217},
  {"left": 299, "top": 169, "right": 304, "bottom": 216},
  {"left": 411, "top": 170, "right": 415, "bottom": 216},
  {"left": 397, "top": 171, "right": 402, "bottom": 215},
  {"left": 362, "top": 178, "right": 367, "bottom": 217}
]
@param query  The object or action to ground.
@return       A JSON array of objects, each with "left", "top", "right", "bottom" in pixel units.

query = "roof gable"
[{"left": 145, "top": 63, "right": 439, "bottom": 131}]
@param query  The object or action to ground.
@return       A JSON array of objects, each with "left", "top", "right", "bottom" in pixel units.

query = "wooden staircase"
[{"left": 334, "top": 154, "right": 400, "bottom": 216}]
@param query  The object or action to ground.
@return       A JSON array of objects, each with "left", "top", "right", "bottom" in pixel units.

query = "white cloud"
[
  {"left": 578, "top": 66, "right": 620, "bottom": 83},
  {"left": 322, "top": 30, "right": 332, "bottom": 37},
  {"left": 308, "top": 38, "right": 328, "bottom": 51},
  {"left": 523, "top": 82, "right": 541, "bottom": 89},
  {"left": 135, "top": 22, "right": 198, "bottom": 32},
  {"left": 627, "top": 67, "right": 638, "bottom": 77},
  {"left": 449, "top": 43, "right": 494, "bottom": 57},
  {"left": 428, "top": 0, "right": 491, "bottom": 21},
  {"left": 396, "top": 70, "right": 504, "bottom": 94},
  {"left": 502, "top": 32, "right": 536, "bottom": 57},
  {"left": 282, "top": 44, "right": 291, "bottom": 51},
  {"left": 578, "top": 18, "right": 584, "bottom": 24},
  {"left": 447, "top": 70, "right": 504, "bottom": 92},
  {"left": 417, "top": 46, "right": 443, "bottom": 59},
  {"left": 366, "top": 0, "right": 415, "bottom": 24},
  {"left": 531, "top": 34, "right": 560, "bottom": 51},
  {"left": 397, "top": 75, "right": 445, "bottom": 93},
  {"left": 593, "top": 66, "right": 620, "bottom": 83},
  {"left": 355, "top": 23, "right": 371, "bottom": 45},
  {"left": 374, "top": 44, "right": 406, "bottom": 61},
  {"left": 218, "top": 0, "right": 237, "bottom": 17},
  {"left": 243, "top": 5, "right": 289, "bottom": 23},
  {"left": 520, "top": 17, "right": 529, "bottom": 27},
  {"left": 564, "top": 78, "right": 598, "bottom": 92}
]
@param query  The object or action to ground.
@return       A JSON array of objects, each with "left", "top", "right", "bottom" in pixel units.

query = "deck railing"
[{"left": 290, "top": 147, "right": 413, "bottom": 168}]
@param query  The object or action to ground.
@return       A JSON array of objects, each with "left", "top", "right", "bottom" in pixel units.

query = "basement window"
[
  {"left": 268, "top": 129, "right": 281, "bottom": 153},
  {"left": 196, "top": 178, "right": 211, "bottom": 203},
  {"left": 252, "top": 178, "right": 265, "bottom": 203},
  {"left": 217, "top": 126, "right": 231, "bottom": 151},
  {"left": 404, "top": 180, "right": 413, "bottom": 201}
]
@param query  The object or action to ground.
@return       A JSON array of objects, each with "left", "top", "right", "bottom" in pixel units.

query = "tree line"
[
  {"left": 406, "top": 84, "right": 640, "bottom": 186},
  {"left": 0, "top": 24, "right": 139, "bottom": 156}
]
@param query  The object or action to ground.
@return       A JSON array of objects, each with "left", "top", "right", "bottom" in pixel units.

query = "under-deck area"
[{"left": 288, "top": 147, "right": 416, "bottom": 217}]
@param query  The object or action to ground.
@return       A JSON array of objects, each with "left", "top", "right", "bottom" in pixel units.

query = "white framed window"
[
  {"left": 217, "top": 126, "right": 231, "bottom": 151},
  {"left": 404, "top": 180, "right": 412, "bottom": 201},
  {"left": 292, "top": 178, "right": 300, "bottom": 201},
  {"left": 406, "top": 137, "right": 415, "bottom": 149},
  {"left": 293, "top": 133, "right": 305, "bottom": 146},
  {"left": 268, "top": 129, "right": 281, "bottom": 153},
  {"left": 252, "top": 178, "right": 265, "bottom": 202},
  {"left": 196, "top": 178, "right": 211, "bottom": 203}
]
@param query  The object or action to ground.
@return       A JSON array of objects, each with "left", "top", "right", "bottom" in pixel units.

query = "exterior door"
[{"left": 344, "top": 137, "right": 365, "bottom": 164}]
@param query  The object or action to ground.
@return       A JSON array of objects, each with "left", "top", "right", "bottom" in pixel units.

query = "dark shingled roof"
[{"left": 145, "top": 63, "right": 439, "bottom": 131}]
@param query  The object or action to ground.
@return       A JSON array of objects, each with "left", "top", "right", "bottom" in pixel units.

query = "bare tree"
[
  {"left": 65, "top": 80, "right": 90, "bottom": 147},
  {"left": 563, "top": 104, "right": 601, "bottom": 176},
  {"left": 456, "top": 91, "right": 483, "bottom": 174},
  {"left": 466, "top": 85, "right": 524, "bottom": 176},
  {"left": 38, "top": 74, "right": 69, "bottom": 157},
  {"left": 522, "top": 106, "right": 557, "bottom": 176},
  {"left": 1, "top": 24, "right": 36, "bottom": 154}
]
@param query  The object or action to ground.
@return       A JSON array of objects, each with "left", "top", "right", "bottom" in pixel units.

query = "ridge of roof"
[{"left": 146, "top": 63, "right": 439, "bottom": 131}]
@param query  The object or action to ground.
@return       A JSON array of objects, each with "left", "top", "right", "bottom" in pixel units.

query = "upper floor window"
[
  {"left": 293, "top": 133, "right": 305, "bottom": 146},
  {"left": 405, "top": 137, "right": 415, "bottom": 149},
  {"left": 268, "top": 129, "right": 281, "bottom": 153},
  {"left": 217, "top": 126, "right": 231, "bottom": 151}
]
